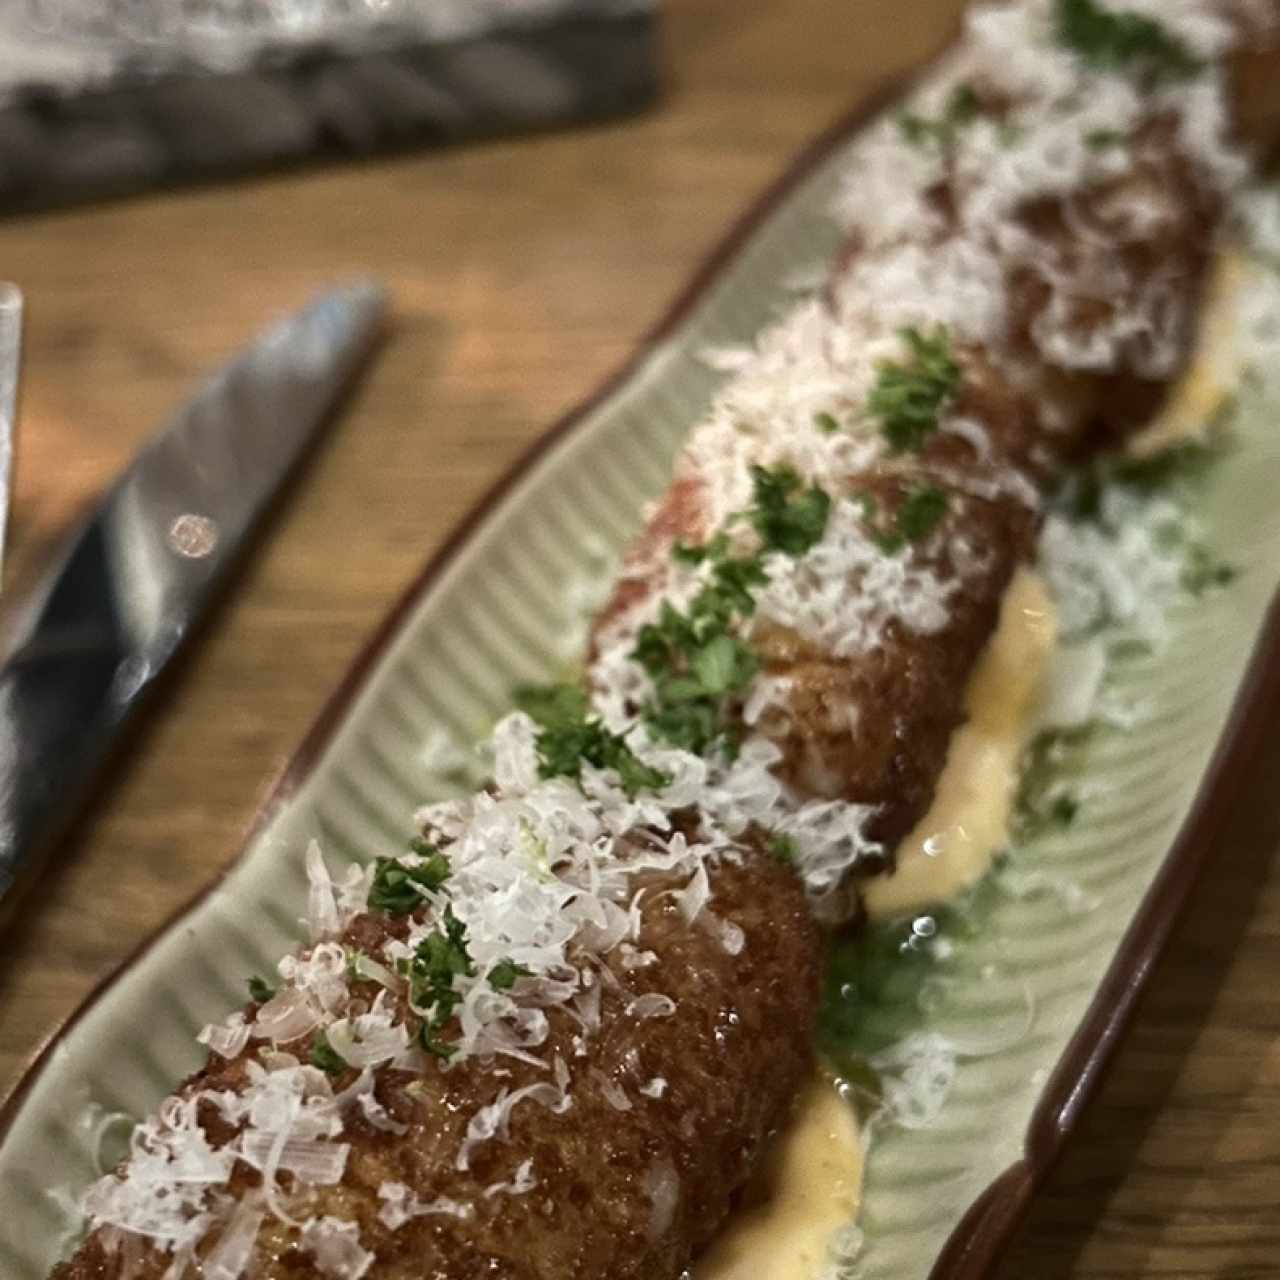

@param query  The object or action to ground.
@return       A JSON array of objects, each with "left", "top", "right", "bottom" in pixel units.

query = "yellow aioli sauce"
[
  {"left": 696, "top": 573, "right": 1056, "bottom": 1280},
  {"left": 864, "top": 569, "right": 1057, "bottom": 922},
  {"left": 864, "top": 247, "right": 1246, "bottom": 923},
  {"left": 694, "top": 248, "right": 1246, "bottom": 1276},
  {"left": 695, "top": 1074, "right": 863, "bottom": 1280},
  {"left": 1128, "top": 250, "right": 1244, "bottom": 458}
]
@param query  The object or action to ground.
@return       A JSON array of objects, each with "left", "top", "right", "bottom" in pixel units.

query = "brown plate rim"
[{"left": 3, "top": 57, "right": 1278, "bottom": 1280}]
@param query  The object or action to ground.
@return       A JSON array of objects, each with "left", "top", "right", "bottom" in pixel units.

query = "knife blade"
[
  {"left": 0, "top": 284, "right": 21, "bottom": 583},
  {"left": 0, "top": 281, "right": 386, "bottom": 914}
]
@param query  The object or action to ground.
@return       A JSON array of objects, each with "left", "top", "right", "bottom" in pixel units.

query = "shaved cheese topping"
[
  {"left": 300, "top": 1215, "right": 375, "bottom": 1280},
  {"left": 483, "top": 1158, "right": 539, "bottom": 1199},
  {"left": 202, "top": 1198, "right": 265, "bottom": 1280},
  {"left": 628, "top": 993, "right": 677, "bottom": 1019},
  {"left": 752, "top": 499, "right": 958, "bottom": 657},
  {"left": 79, "top": 1096, "right": 233, "bottom": 1250},
  {"left": 337, "top": 1069, "right": 410, "bottom": 1135},
  {"left": 305, "top": 838, "right": 343, "bottom": 941},
  {"left": 592, "top": 1068, "right": 634, "bottom": 1112},
  {"left": 325, "top": 1001, "right": 411, "bottom": 1069},
  {"left": 197, "top": 1012, "right": 251, "bottom": 1061},
  {"left": 1041, "top": 488, "right": 1195, "bottom": 646},
  {"left": 377, "top": 1182, "right": 473, "bottom": 1230},
  {"left": 455, "top": 1057, "right": 573, "bottom": 1171}
]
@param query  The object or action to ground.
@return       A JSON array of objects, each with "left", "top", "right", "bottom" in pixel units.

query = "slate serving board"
[{"left": 0, "top": 2, "right": 658, "bottom": 214}]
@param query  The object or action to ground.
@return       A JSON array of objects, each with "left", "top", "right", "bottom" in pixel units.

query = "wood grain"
[{"left": 0, "top": 1, "right": 1277, "bottom": 1276}]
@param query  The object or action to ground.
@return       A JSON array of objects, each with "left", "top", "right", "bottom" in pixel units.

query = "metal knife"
[{"left": 0, "top": 282, "right": 386, "bottom": 916}]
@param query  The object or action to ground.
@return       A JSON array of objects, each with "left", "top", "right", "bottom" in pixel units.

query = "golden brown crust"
[
  {"left": 52, "top": 853, "right": 821, "bottom": 1280},
  {"left": 588, "top": 93, "right": 1234, "bottom": 871}
]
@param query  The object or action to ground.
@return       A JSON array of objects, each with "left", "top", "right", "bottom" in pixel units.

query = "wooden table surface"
[{"left": 1, "top": 1, "right": 1278, "bottom": 1275}]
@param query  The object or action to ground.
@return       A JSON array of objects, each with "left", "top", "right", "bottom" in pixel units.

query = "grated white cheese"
[
  {"left": 455, "top": 1057, "right": 573, "bottom": 1172},
  {"left": 79, "top": 1095, "right": 233, "bottom": 1251},
  {"left": 377, "top": 1182, "right": 472, "bottom": 1230},
  {"left": 868, "top": 1032, "right": 958, "bottom": 1131},
  {"left": 752, "top": 499, "right": 959, "bottom": 658},
  {"left": 1039, "top": 488, "right": 1194, "bottom": 647},
  {"left": 627, "top": 993, "right": 677, "bottom": 1019},
  {"left": 197, "top": 1012, "right": 251, "bottom": 1061},
  {"left": 325, "top": 998, "right": 411, "bottom": 1070},
  {"left": 201, "top": 1198, "right": 265, "bottom": 1280},
  {"left": 305, "top": 839, "right": 343, "bottom": 942},
  {"left": 299, "top": 1215, "right": 374, "bottom": 1280},
  {"left": 483, "top": 1158, "right": 539, "bottom": 1199}
]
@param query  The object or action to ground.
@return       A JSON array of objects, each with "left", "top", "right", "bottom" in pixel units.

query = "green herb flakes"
[
  {"left": 1052, "top": 440, "right": 1218, "bottom": 521},
  {"left": 514, "top": 681, "right": 671, "bottom": 797},
  {"left": 767, "top": 833, "right": 799, "bottom": 867},
  {"left": 1055, "top": 0, "right": 1202, "bottom": 82},
  {"left": 749, "top": 464, "right": 833, "bottom": 557},
  {"left": 488, "top": 958, "right": 532, "bottom": 991},
  {"left": 1084, "top": 127, "right": 1126, "bottom": 151},
  {"left": 247, "top": 975, "right": 276, "bottom": 1004},
  {"left": 1182, "top": 544, "right": 1236, "bottom": 596},
  {"left": 369, "top": 848, "right": 451, "bottom": 915},
  {"left": 865, "top": 485, "right": 949, "bottom": 554},
  {"left": 1049, "top": 792, "right": 1079, "bottom": 828},
  {"left": 409, "top": 906, "right": 476, "bottom": 1059},
  {"left": 896, "top": 486, "right": 949, "bottom": 543},
  {"left": 869, "top": 326, "right": 960, "bottom": 452},
  {"left": 692, "top": 632, "right": 756, "bottom": 696},
  {"left": 512, "top": 682, "right": 588, "bottom": 729},
  {"left": 1014, "top": 729, "right": 1092, "bottom": 841},
  {"left": 635, "top": 465, "right": 833, "bottom": 756},
  {"left": 897, "top": 82, "right": 983, "bottom": 149},
  {"left": 310, "top": 1035, "right": 348, "bottom": 1076},
  {"left": 814, "top": 411, "right": 840, "bottom": 435}
]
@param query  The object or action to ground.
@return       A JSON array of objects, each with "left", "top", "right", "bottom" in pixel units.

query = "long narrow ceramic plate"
[{"left": 3, "top": 66, "right": 1280, "bottom": 1280}]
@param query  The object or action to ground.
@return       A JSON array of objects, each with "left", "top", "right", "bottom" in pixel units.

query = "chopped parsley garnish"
[
  {"left": 814, "top": 411, "right": 840, "bottom": 435},
  {"left": 863, "top": 486, "right": 949, "bottom": 554},
  {"left": 488, "top": 958, "right": 532, "bottom": 991},
  {"left": 1182, "top": 544, "right": 1236, "bottom": 596},
  {"left": 749, "top": 464, "right": 832, "bottom": 556},
  {"left": 1084, "top": 127, "right": 1126, "bottom": 150},
  {"left": 310, "top": 1035, "right": 348, "bottom": 1075},
  {"left": 1014, "top": 729, "right": 1092, "bottom": 840},
  {"left": 408, "top": 906, "right": 476, "bottom": 1059},
  {"left": 869, "top": 326, "right": 960, "bottom": 453},
  {"left": 511, "top": 681, "right": 588, "bottom": 728},
  {"left": 672, "top": 538, "right": 712, "bottom": 565},
  {"left": 247, "top": 975, "right": 276, "bottom": 1003},
  {"left": 1109, "top": 442, "right": 1217, "bottom": 492},
  {"left": 639, "top": 626, "right": 760, "bottom": 756},
  {"left": 767, "top": 833, "right": 798, "bottom": 867},
  {"left": 896, "top": 486, "right": 949, "bottom": 544},
  {"left": 1054, "top": 440, "right": 1218, "bottom": 521},
  {"left": 368, "top": 846, "right": 451, "bottom": 915},
  {"left": 1049, "top": 793, "right": 1079, "bottom": 828},
  {"left": 635, "top": 466, "right": 831, "bottom": 757},
  {"left": 1055, "top": 0, "right": 1201, "bottom": 82},
  {"left": 634, "top": 553, "right": 765, "bottom": 756},
  {"left": 515, "top": 681, "right": 671, "bottom": 797},
  {"left": 997, "top": 120, "right": 1024, "bottom": 149},
  {"left": 897, "top": 82, "right": 983, "bottom": 149}
]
